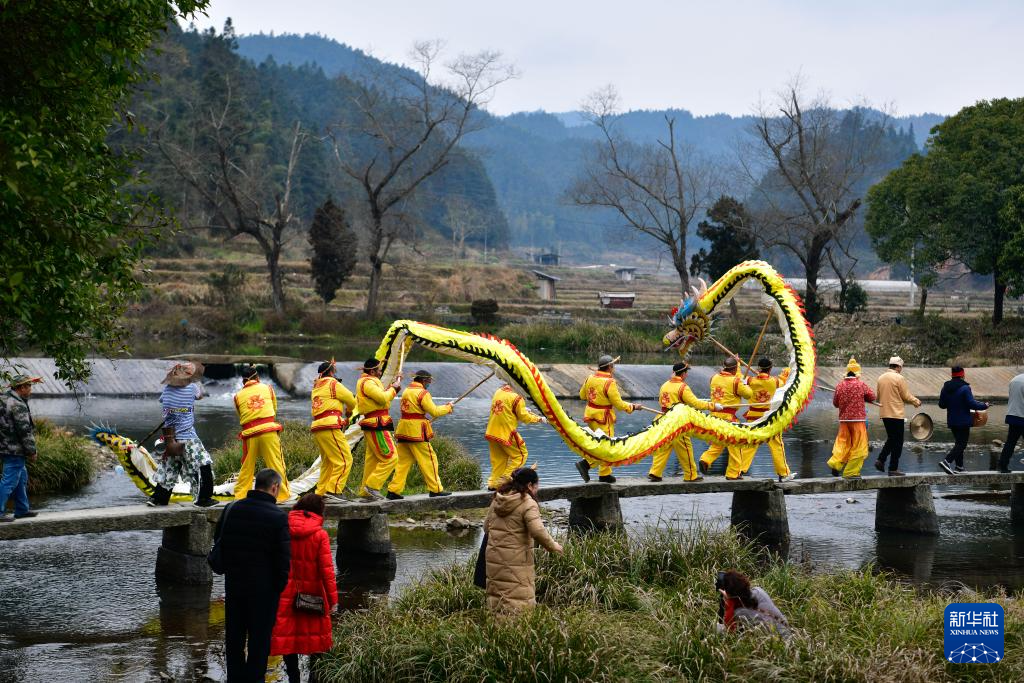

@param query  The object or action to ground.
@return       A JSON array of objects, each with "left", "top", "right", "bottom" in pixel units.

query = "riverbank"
[{"left": 318, "top": 524, "right": 1023, "bottom": 682}]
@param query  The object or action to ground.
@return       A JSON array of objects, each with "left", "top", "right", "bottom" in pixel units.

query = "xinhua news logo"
[{"left": 944, "top": 603, "right": 1004, "bottom": 664}]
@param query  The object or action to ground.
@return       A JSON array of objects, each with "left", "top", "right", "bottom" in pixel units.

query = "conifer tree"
[{"left": 309, "top": 198, "right": 358, "bottom": 306}]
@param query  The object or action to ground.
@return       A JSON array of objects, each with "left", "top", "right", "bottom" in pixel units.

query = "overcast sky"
[{"left": 187, "top": 0, "right": 1023, "bottom": 117}]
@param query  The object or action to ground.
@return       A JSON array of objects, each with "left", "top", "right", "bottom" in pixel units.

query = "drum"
[{"left": 909, "top": 412, "right": 934, "bottom": 441}]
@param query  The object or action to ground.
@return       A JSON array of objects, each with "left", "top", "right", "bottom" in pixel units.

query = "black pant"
[
  {"left": 998, "top": 423, "right": 1024, "bottom": 471},
  {"left": 944, "top": 426, "right": 971, "bottom": 469},
  {"left": 284, "top": 653, "right": 323, "bottom": 683},
  {"left": 877, "top": 418, "right": 905, "bottom": 471},
  {"left": 225, "top": 590, "right": 280, "bottom": 682}
]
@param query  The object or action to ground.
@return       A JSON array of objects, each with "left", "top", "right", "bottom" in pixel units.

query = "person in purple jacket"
[{"left": 938, "top": 366, "right": 990, "bottom": 474}]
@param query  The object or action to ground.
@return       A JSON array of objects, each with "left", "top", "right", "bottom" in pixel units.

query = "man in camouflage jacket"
[{"left": 0, "top": 374, "right": 42, "bottom": 522}]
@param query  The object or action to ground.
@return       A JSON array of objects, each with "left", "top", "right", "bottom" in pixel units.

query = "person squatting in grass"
[
  {"left": 647, "top": 361, "right": 719, "bottom": 482},
  {"left": 484, "top": 467, "right": 563, "bottom": 614},
  {"left": 309, "top": 360, "right": 356, "bottom": 502},
  {"left": 575, "top": 354, "right": 640, "bottom": 484},
  {"left": 355, "top": 357, "right": 401, "bottom": 500},
  {"left": 699, "top": 356, "right": 755, "bottom": 480},
  {"left": 149, "top": 362, "right": 215, "bottom": 507},
  {"left": 827, "top": 358, "right": 877, "bottom": 480},
  {"left": 738, "top": 357, "right": 795, "bottom": 483},
  {"left": 716, "top": 569, "right": 790, "bottom": 638},
  {"left": 387, "top": 369, "right": 454, "bottom": 500},
  {"left": 938, "top": 365, "right": 990, "bottom": 474},
  {"left": 0, "top": 374, "right": 43, "bottom": 522},
  {"left": 485, "top": 383, "right": 546, "bottom": 491},
  {"left": 269, "top": 493, "right": 338, "bottom": 683},
  {"left": 873, "top": 355, "right": 921, "bottom": 477},
  {"left": 233, "top": 365, "right": 290, "bottom": 502}
]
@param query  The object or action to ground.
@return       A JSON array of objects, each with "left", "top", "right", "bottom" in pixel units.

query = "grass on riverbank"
[
  {"left": 318, "top": 524, "right": 1023, "bottom": 682},
  {"left": 211, "top": 422, "right": 481, "bottom": 495},
  {"left": 15, "top": 418, "right": 95, "bottom": 495}
]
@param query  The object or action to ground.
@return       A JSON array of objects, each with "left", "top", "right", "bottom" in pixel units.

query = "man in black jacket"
[{"left": 215, "top": 468, "right": 290, "bottom": 681}]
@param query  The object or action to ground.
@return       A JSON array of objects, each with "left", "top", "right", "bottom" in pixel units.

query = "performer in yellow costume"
[
  {"left": 233, "top": 365, "right": 290, "bottom": 502},
  {"left": 356, "top": 357, "right": 401, "bottom": 500},
  {"left": 648, "top": 362, "right": 719, "bottom": 482},
  {"left": 738, "top": 357, "right": 795, "bottom": 482},
  {"left": 485, "top": 383, "right": 546, "bottom": 490},
  {"left": 699, "top": 357, "right": 754, "bottom": 480},
  {"left": 575, "top": 355, "right": 640, "bottom": 484},
  {"left": 310, "top": 360, "right": 357, "bottom": 499},
  {"left": 387, "top": 369, "right": 453, "bottom": 499}
]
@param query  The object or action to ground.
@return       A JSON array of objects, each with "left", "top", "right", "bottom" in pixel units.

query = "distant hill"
[{"left": 235, "top": 32, "right": 946, "bottom": 257}]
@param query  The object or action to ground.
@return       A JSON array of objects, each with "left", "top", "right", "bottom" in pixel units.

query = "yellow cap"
[{"left": 846, "top": 357, "right": 861, "bottom": 375}]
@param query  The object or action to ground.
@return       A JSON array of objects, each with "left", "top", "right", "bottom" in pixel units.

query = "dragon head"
[{"left": 663, "top": 277, "right": 712, "bottom": 358}]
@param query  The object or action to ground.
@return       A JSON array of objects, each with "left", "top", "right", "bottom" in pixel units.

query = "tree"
[
  {"left": 569, "top": 86, "right": 719, "bottom": 294},
  {"left": 445, "top": 196, "right": 484, "bottom": 258},
  {"left": 740, "top": 80, "right": 889, "bottom": 323},
  {"left": 867, "top": 98, "right": 1024, "bottom": 323},
  {"left": 690, "top": 196, "right": 760, "bottom": 280},
  {"left": 309, "top": 198, "right": 358, "bottom": 306},
  {"left": 866, "top": 154, "right": 947, "bottom": 317},
  {"left": 0, "top": 1, "right": 207, "bottom": 384},
  {"left": 329, "top": 41, "right": 515, "bottom": 318},
  {"left": 154, "top": 33, "right": 311, "bottom": 314},
  {"left": 689, "top": 196, "right": 759, "bottom": 317}
]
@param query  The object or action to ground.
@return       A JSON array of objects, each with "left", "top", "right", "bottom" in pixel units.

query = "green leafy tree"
[
  {"left": 690, "top": 196, "right": 760, "bottom": 280},
  {"left": 309, "top": 198, "right": 358, "bottom": 306},
  {"left": 0, "top": 1, "right": 207, "bottom": 384},
  {"left": 867, "top": 98, "right": 1024, "bottom": 323}
]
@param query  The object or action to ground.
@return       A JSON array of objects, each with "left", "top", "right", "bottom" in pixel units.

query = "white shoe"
[{"left": 778, "top": 473, "right": 796, "bottom": 482}]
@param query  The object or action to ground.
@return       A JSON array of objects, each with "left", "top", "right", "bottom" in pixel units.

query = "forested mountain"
[
  {"left": 132, "top": 24, "right": 509, "bottom": 258},
  {"left": 234, "top": 32, "right": 944, "bottom": 261}
]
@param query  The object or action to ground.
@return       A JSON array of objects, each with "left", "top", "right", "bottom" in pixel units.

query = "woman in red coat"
[{"left": 270, "top": 493, "right": 339, "bottom": 683}]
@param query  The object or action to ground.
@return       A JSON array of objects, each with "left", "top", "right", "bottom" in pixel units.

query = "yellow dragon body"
[{"left": 93, "top": 260, "right": 815, "bottom": 498}]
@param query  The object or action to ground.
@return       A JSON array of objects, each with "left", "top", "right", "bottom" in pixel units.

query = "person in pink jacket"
[{"left": 826, "top": 358, "right": 877, "bottom": 479}]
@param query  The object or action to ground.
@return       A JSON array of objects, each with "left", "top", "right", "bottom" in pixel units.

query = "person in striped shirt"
[{"left": 150, "top": 362, "right": 215, "bottom": 507}]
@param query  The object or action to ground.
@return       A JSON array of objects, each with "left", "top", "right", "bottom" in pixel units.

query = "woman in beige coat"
[{"left": 484, "top": 467, "right": 563, "bottom": 613}]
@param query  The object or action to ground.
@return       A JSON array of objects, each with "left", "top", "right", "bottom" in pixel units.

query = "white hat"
[{"left": 888, "top": 356, "right": 904, "bottom": 367}]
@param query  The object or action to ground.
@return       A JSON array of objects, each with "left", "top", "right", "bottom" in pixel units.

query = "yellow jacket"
[
  {"left": 395, "top": 381, "right": 452, "bottom": 442},
  {"left": 356, "top": 373, "right": 396, "bottom": 430},
  {"left": 580, "top": 371, "right": 634, "bottom": 426},
  {"left": 486, "top": 385, "right": 542, "bottom": 447},
  {"left": 708, "top": 368, "right": 753, "bottom": 422},
  {"left": 876, "top": 370, "right": 921, "bottom": 419},
  {"left": 310, "top": 377, "right": 356, "bottom": 432},
  {"left": 659, "top": 376, "right": 713, "bottom": 412},
  {"left": 744, "top": 368, "right": 791, "bottom": 421},
  {"left": 234, "top": 380, "right": 282, "bottom": 439}
]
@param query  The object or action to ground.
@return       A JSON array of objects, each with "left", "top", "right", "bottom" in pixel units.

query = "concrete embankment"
[{"left": 5, "top": 357, "right": 1021, "bottom": 401}]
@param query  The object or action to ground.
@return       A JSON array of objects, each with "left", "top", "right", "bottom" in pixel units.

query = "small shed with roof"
[{"left": 531, "top": 270, "right": 561, "bottom": 301}]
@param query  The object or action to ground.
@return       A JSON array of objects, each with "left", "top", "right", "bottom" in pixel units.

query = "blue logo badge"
[{"left": 944, "top": 603, "right": 1004, "bottom": 663}]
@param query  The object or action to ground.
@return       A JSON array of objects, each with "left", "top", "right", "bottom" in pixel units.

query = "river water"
[{"left": 2, "top": 375, "right": 1023, "bottom": 681}]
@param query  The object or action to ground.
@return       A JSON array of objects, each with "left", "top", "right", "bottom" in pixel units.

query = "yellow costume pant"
[
  {"left": 236, "top": 432, "right": 290, "bottom": 502},
  {"left": 389, "top": 440, "right": 443, "bottom": 494},
  {"left": 700, "top": 442, "right": 747, "bottom": 479},
  {"left": 360, "top": 428, "right": 397, "bottom": 494},
  {"left": 649, "top": 435, "right": 700, "bottom": 480},
  {"left": 313, "top": 429, "right": 353, "bottom": 495},
  {"left": 739, "top": 434, "right": 791, "bottom": 477},
  {"left": 486, "top": 440, "right": 528, "bottom": 490},
  {"left": 827, "top": 422, "right": 869, "bottom": 477},
  {"left": 585, "top": 420, "right": 615, "bottom": 477}
]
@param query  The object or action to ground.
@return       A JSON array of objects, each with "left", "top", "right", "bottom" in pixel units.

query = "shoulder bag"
[{"left": 207, "top": 501, "right": 235, "bottom": 575}]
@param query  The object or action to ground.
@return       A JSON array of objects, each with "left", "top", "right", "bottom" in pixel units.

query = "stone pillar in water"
[
  {"left": 1011, "top": 483, "right": 1024, "bottom": 528},
  {"left": 874, "top": 484, "right": 938, "bottom": 535},
  {"left": 730, "top": 489, "right": 790, "bottom": 551},
  {"left": 336, "top": 513, "right": 397, "bottom": 583},
  {"left": 155, "top": 511, "right": 213, "bottom": 584},
  {"left": 568, "top": 492, "right": 624, "bottom": 533}
]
